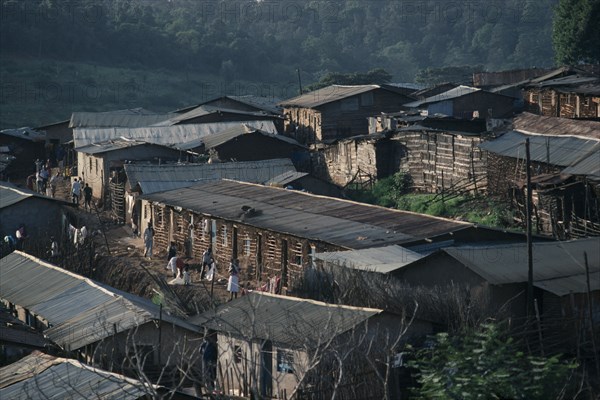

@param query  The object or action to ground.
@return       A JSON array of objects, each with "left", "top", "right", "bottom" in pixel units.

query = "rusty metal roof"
[
  {"left": 190, "top": 292, "right": 382, "bottom": 347},
  {"left": 444, "top": 238, "right": 600, "bottom": 296},
  {"left": 142, "top": 180, "right": 472, "bottom": 249},
  {"left": 514, "top": 112, "right": 600, "bottom": 140},
  {"left": 279, "top": 84, "right": 411, "bottom": 108}
]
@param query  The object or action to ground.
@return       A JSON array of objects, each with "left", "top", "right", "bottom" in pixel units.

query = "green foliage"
[
  {"left": 552, "top": 0, "right": 600, "bottom": 64},
  {"left": 409, "top": 323, "right": 578, "bottom": 399}
]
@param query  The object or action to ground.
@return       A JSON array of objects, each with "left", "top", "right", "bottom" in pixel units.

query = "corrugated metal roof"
[
  {"left": 0, "top": 351, "right": 157, "bottom": 398},
  {"left": 155, "top": 105, "right": 279, "bottom": 126},
  {"left": 189, "top": 292, "right": 381, "bottom": 347},
  {"left": 173, "top": 96, "right": 282, "bottom": 115},
  {"left": 534, "top": 75, "right": 598, "bottom": 88},
  {"left": 280, "top": 85, "right": 381, "bottom": 108},
  {"left": 265, "top": 171, "right": 309, "bottom": 186},
  {"left": 514, "top": 112, "right": 600, "bottom": 140},
  {"left": 562, "top": 151, "right": 600, "bottom": 178},
  {"left": 0, "top": 182, "right": 71, "bottom": 209},
  {"left": 69, "top": 108, "right": 174, "bottom": 128},
  {"left": 75, "top": 139, "right": 156, "bottom": 154},
  {"left": 444, "top": 238, "right": 600, "bottom": 296},
  {"left": 0, "top": 252, "right": 197, "bottom": 351},
  {"left": 0, "top": 127, "right": 46, "bottom": 142},
  {"left": 479, "top": 130, "right": 600, "bottom": 169},
  {"left": 404, "top": 85, "right": 480, "bottom": 108},
  {"left": 125, "top": 159, "right": 297, "bottom": 194},
  {"left": 201, "top": 124, "right": 302, "bottom": 149},
  {"left": 315, "top": 245, "right": 425, "bottom": 274},
  {"left": 73, "top": 121, "right": 278, "bottom": 150},
  {"left": 141, "top": 180, "right": 472, "bottom": 249}
]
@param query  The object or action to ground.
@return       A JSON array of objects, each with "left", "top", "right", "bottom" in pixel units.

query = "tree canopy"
[{"left": 552, "top": 0, "right": 600, "bottom": 64}]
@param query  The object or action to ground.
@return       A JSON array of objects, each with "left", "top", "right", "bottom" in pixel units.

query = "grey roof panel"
[
  {"left": 479, "top": 131, "right": 600, "bottom": 169},
  {"left": 155, "top": 105, "right": 280, "bottom": 126},
  {"left": 189, "top": 292, "right": 381, "bottom": 347},
  {"left": 0, "top": 352, "right": 157, "bottom": 398},
  {"left": 73, "top": 121, "right": 278, "bottom": 150},
  {"left": 315, "top": 245, "right": 425, "bottom": 274},
  {"left": 125, "top": 159, "right": 296, "bottom": 194},
  {"left": 141, "top": 180, "right": 472, "bottom": 249},
  {"left": 0, "top": 182, "right": 73, "bottom": 209},
  {"left": 0, "top": 252, "right": 197, "bottom": 350},
  {"left": 444, "top": 238, "right": 600, "bottom": 295},
  {"left": 201, "top": 124, "right": 302, "bottom": 149},
  {"left": 265, "top": 171, "right": 309, "bottom": 186},
  {"left": 562, "top": 151, "right": 600, "bottom": 178},
  {"left": 405, "top": 85, "right": 481, "bottom": 108},
  {"left": 69, "top": 108, "right": 174, "bottom": 128}
]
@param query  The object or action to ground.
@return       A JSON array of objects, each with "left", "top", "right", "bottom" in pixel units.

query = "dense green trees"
[
  {"left": 0, "top": 0, "right": 560, "bottom": 85},
  {"left": 552, "top": 0, "right": 600, "bottom": 64}
]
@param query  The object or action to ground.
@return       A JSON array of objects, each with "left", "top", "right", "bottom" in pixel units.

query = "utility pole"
[
  {"left": 525, "top": 138, "right": 534, "bottom": 318},
  {"left": 297, "top": 68, "right": 303, "bottom": 95}
]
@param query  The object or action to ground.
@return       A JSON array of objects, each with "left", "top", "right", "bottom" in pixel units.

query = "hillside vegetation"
[{"left": 1, "top": 0, "right": 559, "bottom": 127}]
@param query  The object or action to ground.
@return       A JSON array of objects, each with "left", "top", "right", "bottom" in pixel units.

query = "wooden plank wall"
[
  {"left": 311, "top": 140, "right": 380, "bottom": 187},
  {"left": 150, "top": 203, "right": 341, "bottom": 290},
  {"left": 395, "top": 131, "right": 487, "bottom": 194}
]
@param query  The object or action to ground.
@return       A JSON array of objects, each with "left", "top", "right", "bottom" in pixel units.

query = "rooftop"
[
  {"left": 514, "top": 112, "right": 600, "bottom": 140},
  {"left": 69, "top": 108, "right": 175, "bottom": 128},
  {"left": 0, "top": 252, "right": 197, "bottom": 351},
  {"left": 315, "top": 245, "right": 425, "bottom": 274},
  {"left": 189, "top": 292, "right": 382, "bottom": 348},
  {"left": 141, "top": 180, "right": 472, "bottom": 249},
  {"left": 404, "top": 85, "right": 481, "bottom": 108},
  {"left": 279, "top": 84, "right": 412, "bottom": 108},
  {"left": 0, "top": 182, "right": 71, "bottom": 209}
]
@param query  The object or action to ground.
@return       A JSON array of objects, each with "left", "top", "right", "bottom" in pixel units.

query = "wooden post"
[
  {"left": 526, "top": 139, "right": 534, "bottom": 318},
  {"left": 584, "top": 252, "right": 600, "bottom": 380},
  {"left": 158, "top": 303, "right": 162, "bottom": 366},
  {"left": 534, "top": 299, "right": 544, "bottom": 356}
]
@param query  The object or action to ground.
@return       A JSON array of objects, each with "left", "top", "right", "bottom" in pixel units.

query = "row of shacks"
[
  {"left": 1, "top": 178, "right": 599, "bottom": 398},
  {"left": 1, "top": 66, "right": 600, "bottom": 398}
]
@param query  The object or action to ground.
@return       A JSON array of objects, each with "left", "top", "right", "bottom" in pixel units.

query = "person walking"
[
  {"left": 83, "top": 183, "right": 93, "bottom": 211},
  {"left": 71, "top": 178, "right": 81, "bottom": 204},
  {"left": 167, "top": 241, "right": 177, "bottom": 260},
  {"left": 227, "top": 258, "right": 240, "bottom": 300},
  {"left": 143, "top": 225, "right": 154, "bottom": 259}
]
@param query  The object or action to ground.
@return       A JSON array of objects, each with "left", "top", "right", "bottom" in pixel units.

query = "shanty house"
[
  {"left": 190, "top": 292, "right": 431, "bottom": 399},
  {"left": 0, "top": 182, "right": 74, "bottom": 256},
  {"left": 280, "top": 84, "right": 415, "bottom": 143},
  {"left": 404, "top": 85, "right": 516, "bottom": 119},
  {"left": 0, "top": 304, "right": 52, "bottom": 366},
  {"left": 521, "top": 67, "right": 600, "bottom": 118},
  {"left": 0, "top": 128, "right": 46, "bottom": 179},
  {"left": 139, "top": 179, "right": 524, "bottom": 290},
  {"left": 480, "top": 122, "right": 600, "bottom": 238},
  {"left": 174, "top": 95, "right": 282, "bottom": 116},
  {"left": 200, "top": 124, "right": 307, "bottom": 165},
  {"left": 75, "top": 140, "right": 183, "bottom": 203},
  {"left": 123, "top": 159, "right": 298, "bottom": 242},
  {"left": 155, "top": 105, "right": 282, "bottom": 129},
  {"left": 0, "top": 352, "right": 197, "bottom": 399},
  {"left": 0, "top": 252, "right": 202, "bottom": 377}
]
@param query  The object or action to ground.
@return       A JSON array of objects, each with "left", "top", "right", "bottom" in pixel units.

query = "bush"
[{"left": 409, "top": 323, "right": 579, "bottom": 400}]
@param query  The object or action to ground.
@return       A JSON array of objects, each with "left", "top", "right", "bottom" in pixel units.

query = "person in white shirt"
[{"left": 71, "top": 178, "right": 81, "bottom": 204}]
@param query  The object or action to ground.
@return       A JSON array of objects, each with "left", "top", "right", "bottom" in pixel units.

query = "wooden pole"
[
  {"left": 158, "top": 303, "right": 162, "bottom": 366},
  {"left": 526, "top": 138, "right": 534, "bottom": 318},
  {"left": 584, "top": 252, "right": 600, "bottom": 380}
]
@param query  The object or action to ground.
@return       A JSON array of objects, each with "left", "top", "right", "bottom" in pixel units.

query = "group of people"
[{"left": 71, "top": 178, "right": 93, "bottom": 211}]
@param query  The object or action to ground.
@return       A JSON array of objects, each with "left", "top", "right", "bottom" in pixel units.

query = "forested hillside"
[{"left": 1, "top": 0, "right": 559, "bottom": 126}]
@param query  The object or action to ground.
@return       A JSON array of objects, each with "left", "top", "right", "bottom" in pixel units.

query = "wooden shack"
[{"left": 280, "top": 84, "right": 415, "bottom": 144}]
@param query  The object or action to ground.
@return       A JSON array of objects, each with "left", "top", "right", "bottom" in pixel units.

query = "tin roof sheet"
[
  {"left": 73, "top": 121, "right": 278, "bottom": 150},
  {"left": 69, "top": 108, "right": 174, "bottom": 128},
  {"left": 141, "top": 180, "right": 472, "bottom": 249},
  {"left": 0, "top": 182, "right": 71, "bottom": 209},
  {"left": 514, "top": 112, "right": 600, "bottom": 140},
  {"left": 0, "top": 127, "right": 46, "bottom": 142},
  {"left": 0, "top": 252, "right": 197, "bottom": 350},
  {"left": 201, "top": 124, "right": 302, "bottom": 149},
  {"left": 479, "top": 130, "right": 600, "bottom": 169},
  {"left": 74, "top": 139, "right": 156, "bottom": 154},
  {"left": 315, "top": 245, "right": 425, "bottom": 274},
  {"left": 265, "top": 171, "right": 309, "bottom": 186},
  {"left": 562, "top": 151, "right": 600, "bottom": 178},
  {"left": 155, "top": 105, "right": 279, "bottom": 126},
  {"left": 189, "top": 292, "right": 381, "bottom": 347},
  {"left": 404, "top": 85, "right": 480, "bottom": 108},
  {"left": 280, "top": 84, "right": 399, "bottom": 108},
  {"left": 444, "top": 238, "right": 600, "bottom": 295},
  {"left": 0, "top": 351, "right": 157, "bottom": 398},
  {"left": 125, "top": 159, "right": 297, "bottom": 194}
]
